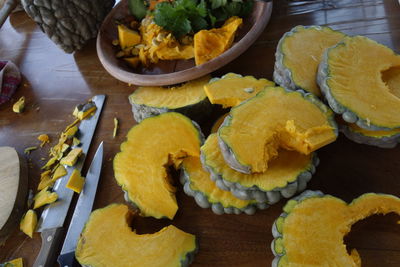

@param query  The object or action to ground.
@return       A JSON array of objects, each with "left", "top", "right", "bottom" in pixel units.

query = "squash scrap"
[
  {"left": 1, "top": 258, "right": 24, "bottom": 267},
  {"left": 194, "top": 16, "right": 242, "bottom": 65},
  {"left": 41, "top": 156, "right": 57, "bottom": 170},
  {"left": 20, "top": 210, "right": 37, "bottom": 238},
  {"left": 113, "top": 117, "right": 118, "bottom": 138},
  {"left": 123, "top": 57, "right": 140, "bottom": 68},
  {"left": 12, "top": 97, "right": 25, "bottom": 113},
  {"left": 60, "top": 148, "right": 83, "bottom": 166},
  {"left": 271, "top": 191, "right": 400, "bottom": 266},
  {"left": 66, "top": 169, "right": 85, "bottom": 193},
  {"left": 33, "top": 187, "right": 58, "bottom": 209},
  {"left": 24, "top": 146, "right": 37, "bottom": 155},
  {"left": 52, "top": 164, "right": 67, "bottom": 181},
  {"left": 75, "top": 204, "right": 197, "bottom": 267},
  {"left": 37, "top": 170, "right": 53, "bottom": 190},
  {"left": 118, "top": 24, "right": 141, "bottom": 49},
  {"left": 64, "top": 125, "right": 79, "bottom": 139},
  {"left": 37, "top": 134, "right": 50, "bottom": 147},
  {"left": 72, "top": 137, "right": 80, "bottom": 146},
  {"left": 73, "top": 101, "right": 97, "bottom": 121}
]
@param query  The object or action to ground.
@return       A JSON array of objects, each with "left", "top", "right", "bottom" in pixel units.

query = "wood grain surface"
[{"left": 1, "top": 0, "right": 400, "bottom": 266}]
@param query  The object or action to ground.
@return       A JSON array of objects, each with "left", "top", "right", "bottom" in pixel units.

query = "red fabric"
[{"left": 0, "top": 60, "right": 21, "bottom": 105}]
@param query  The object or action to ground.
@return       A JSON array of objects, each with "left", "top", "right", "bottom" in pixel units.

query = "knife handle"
[
  {"left": 58, "top": 251, "right": 80, "bottom": 267},
  {"left": 33, "top": 227, "right": 64, "bottom": 267}
]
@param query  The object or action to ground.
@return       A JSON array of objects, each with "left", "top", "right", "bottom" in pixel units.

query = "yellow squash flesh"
[
  {"left": 76, "top": 204, "right": 197, "bottom": 267},
  {"left": 66, "top": 169, "right": 85, "bottom": 193},
  {"left": 19, "top": 210, "right": 37, "bottom": 238},
  {"left": 33, "top": 187, "right": 58, "bottom": 209},
  {"left": 279, "top": 193, "right": 400, "bottom": 266},
  {"left": 118, "top": 24, "right": 141, "bottom": 49},
  {"left": 202, "top": 134, "right": 313, "bottom": 191},
  {"left": 194, "top": 17, "right": 242, "bottom": 66},
  {"left": 219, "top": 87, "right": 336, "bottom": 173},
  {"left": 113, "top": 112, "right": 202, "bottom": 219},
  {"left": 323, "top": 36, "right": 400, "bottom": 129},
  {"left": 204, "top": 73, "right": 275, "bottom": 108}
]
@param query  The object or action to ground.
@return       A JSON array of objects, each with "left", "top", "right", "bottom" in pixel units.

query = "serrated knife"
[
  {"left": 57, "top": 142, "right": 103, "bottom": 267},
  {"left": 33, "top": 94, "right": 106, "bottom": 267}
]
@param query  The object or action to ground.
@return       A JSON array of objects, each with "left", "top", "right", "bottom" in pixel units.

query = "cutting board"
[{"left": 0, "top": 147, "right": 28, "bottom": 245}]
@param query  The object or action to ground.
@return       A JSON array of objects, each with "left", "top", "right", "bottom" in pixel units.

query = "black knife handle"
[
  {"left": 58, "top": 251, "right": 80, "bottom": 267},
  {"left": 33, "top": 227, "right": 64, "bottom": 267}
]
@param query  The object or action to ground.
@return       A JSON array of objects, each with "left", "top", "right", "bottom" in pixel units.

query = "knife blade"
[
  {"left": 33, "top": 95, "right": 106, "bottom": 267},
  {"left": 57, "top": 142, "right": 103, "bottom": 267}
]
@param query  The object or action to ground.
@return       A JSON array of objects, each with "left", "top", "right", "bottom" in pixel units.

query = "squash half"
[
  {"left": 318, "top": 35, "right": 400, "bottom": 130},
  {"left": 274, "top": 26, "right": 345, "bottom": 96},
  {"left": 180, "top": 157, "right": 267, "bottom": 215},
  {"left": 201, "top": 134, "right": 317, "bottom": 203},
  {"left": 204, "top": 73, "right": 274, "bottom": 108},
  {"left": 218, "top": 86, "right": 337, "bottom": 173},
  {"left": 76, "top": 204, "right": 197, "bottom": 267},
  {"left": 113, "top": 112, "right": 203, "bottom": 219},
  {"left": 129, "top": 76, "right": 212, "bottom": 123},
  {"left": 271, "top": 190, "right": 400, "bottom": 267}
]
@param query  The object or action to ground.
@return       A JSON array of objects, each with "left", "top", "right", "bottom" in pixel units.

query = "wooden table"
[{"left": 1, "top": 0, "right": 400, "bottom": 266}]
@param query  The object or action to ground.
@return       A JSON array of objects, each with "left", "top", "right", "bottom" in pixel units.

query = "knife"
[
  {"left": 57, "top": 142, "right": 103, "bottom": 267},
  {"left": 33, "top": 95, "right": 106, "bottom": 267}
]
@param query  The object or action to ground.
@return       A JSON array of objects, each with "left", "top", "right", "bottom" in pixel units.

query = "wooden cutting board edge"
[{"left": 0, "top": 149, "right": 28, "bottom": 246}]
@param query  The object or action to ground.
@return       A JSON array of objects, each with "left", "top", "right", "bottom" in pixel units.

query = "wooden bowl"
[{"left": 97, "top": 0, "right": 273, "bottom": 86}]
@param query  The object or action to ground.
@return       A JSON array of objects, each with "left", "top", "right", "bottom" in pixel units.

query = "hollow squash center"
[{"left": 381, "top": 66, "right": 400, "bottom": 99}]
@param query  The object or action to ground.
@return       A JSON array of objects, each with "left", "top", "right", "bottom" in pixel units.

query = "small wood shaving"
[{"left": 113, "top": 118, "right": 119, "bottom": 138}]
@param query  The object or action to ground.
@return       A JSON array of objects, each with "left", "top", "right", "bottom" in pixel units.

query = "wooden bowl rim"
[{"left": 97, "top": 0, "right": 273, "bottom": 86}]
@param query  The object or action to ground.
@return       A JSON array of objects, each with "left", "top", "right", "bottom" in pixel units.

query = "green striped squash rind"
[
  {"left": 317, "top": 36, "right": 400, "bottom": 131},
  {"left": 340, "top": 124, "right": 400, "bottom": 148},
  {"left": 274, "top": 25, "right": 345, "bottom": 96}
]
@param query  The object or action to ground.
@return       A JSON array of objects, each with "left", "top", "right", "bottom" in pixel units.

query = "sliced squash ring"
[
  {"left": 318, "top": 35, "right": 400, "bottom": 130},
  {"left": 274, "top": 25, "right": 345, "bottom": 96},
  {"left": 218, "top": 86, "right": 337, "bottom": 174},
  {"left": 129, "top": 75, "right": 212, "bottom": 123},
  {"left": 76, "top": 204, "right": 197, "bottom": 267},
  {"left": 180, "top": 157, "right": 268, "bottom": 215},
  {"left": 113, "top": 112, "right": 203, "bottom": 219},
  {"left": 271, "top": 190, "right": 400, "bottom": 266},
  {"left": 201, "top": 134, "right": 318, "bottom": 203},
  {"left": 340, "top": 121, "right": 400, "bottom": 148}
]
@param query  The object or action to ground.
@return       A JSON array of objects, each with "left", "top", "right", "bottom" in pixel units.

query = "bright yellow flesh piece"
[
  {"left": 202, "top": 134, "right": 312, "bottom": 190},
  {"left": 60, "top": 148, "right": 82, "bottom": 166},
  {"left": 52, "top": 164, "right": 67, "bottom": 181},
  {"left": 37, "top": 170, "right": 53, "bottom": 190},
  {"left": 326, "top": 36, "right": 400, "bottom": 129},
  {"left": 113, "top": 113, "right": 201, "bottom": 219},
  {"left": 282, "top": 26, "right": 345, "bottom": 96},
  {"left": 281, "top": 194, "right": 400, "bottom": 266},
  {"left": 6, "top": 258, "right": 24, "bottom": 267},
  {"left": 204, "top": 73, "right": 275, "bottom": 108},
  {"left": 20, "top": 210, "right": 37, "bottom": 238},
  {"left": 33, "top": 187, "right": 58, "bottom": 209},
  {"left": 129, "top": 75, "right": 210, "bottom": 109},
  {"left": 194, "top": 17, "right": 242, "bottom": 66},
  {"left": 182, "top": 157, "right": 253, "bottom": 209},
  {"left": 76, "top": 204, "right": 197, "bottom": 267},
  {"left": 219, "top": 87, "right": 336, "bottom": 173},
  {"left": 118, "top": 24, "right": 141, "bottom": 49},
  {"left": 124, "top": 57, "right": 140, "bottom": 68},
  {"left": 66, "top": 169, "right": 85, "bottom": 193}
]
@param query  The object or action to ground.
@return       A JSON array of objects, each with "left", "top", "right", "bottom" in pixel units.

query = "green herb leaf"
[
  {"left": 154, "top": 2, "right": 192, "bottom": 37},
  {"left": 128, "top": 0, "right": 148, "bottom": 20}
]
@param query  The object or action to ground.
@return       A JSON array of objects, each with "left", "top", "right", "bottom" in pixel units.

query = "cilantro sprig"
[{"left": 129, "top": 0, "right": 254, "bottom": 38}]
